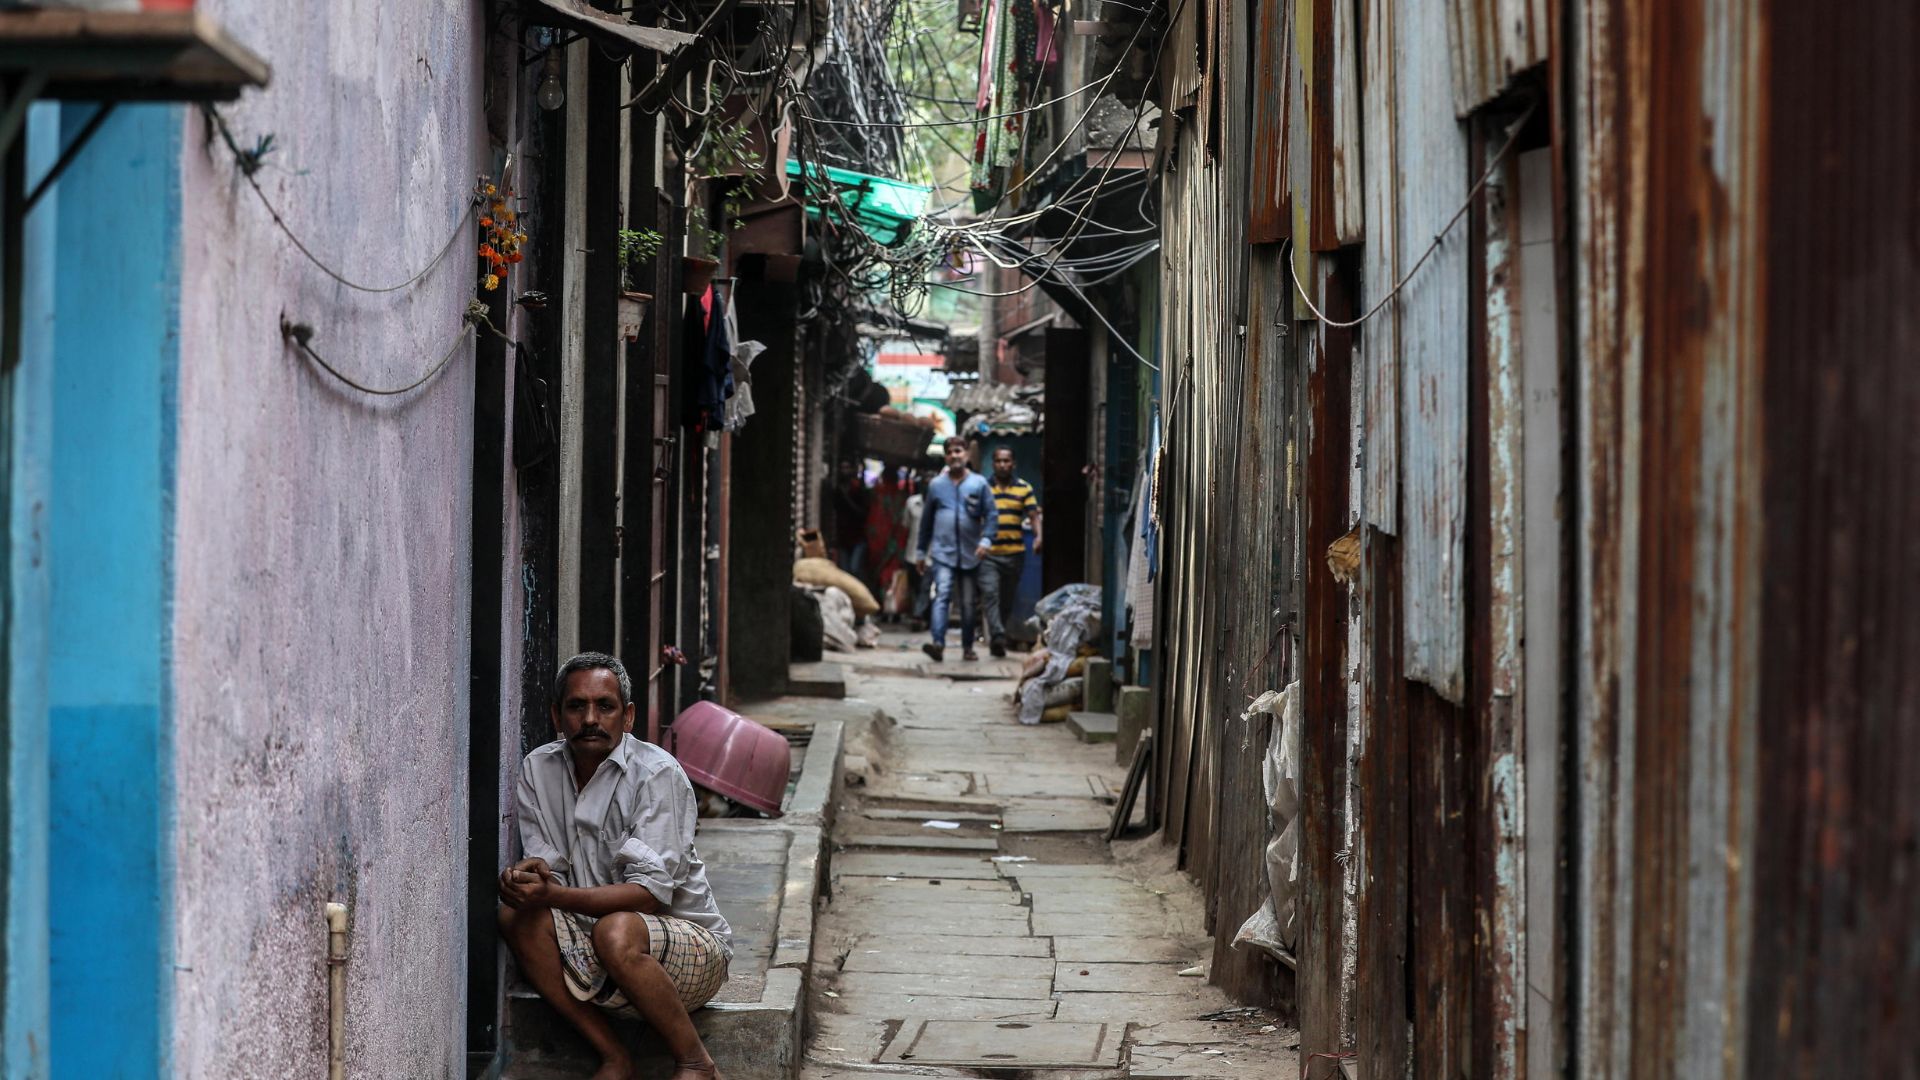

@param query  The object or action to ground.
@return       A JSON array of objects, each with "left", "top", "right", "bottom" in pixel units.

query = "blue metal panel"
[{"left": 47, "top": 102, "right": 179, "bottom": 1080}]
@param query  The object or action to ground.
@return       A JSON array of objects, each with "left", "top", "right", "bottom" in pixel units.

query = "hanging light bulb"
[{"left": 536, "top": 69, "right": 566, "bottom": 111}]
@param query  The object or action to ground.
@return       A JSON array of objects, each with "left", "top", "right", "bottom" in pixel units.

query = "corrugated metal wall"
[
  {"left": 1148, "top": 0, "right": 1294, "bottom": 1011},
  {"left": 1146, "top": 0, "right": 1920, "bottom": 1075}
]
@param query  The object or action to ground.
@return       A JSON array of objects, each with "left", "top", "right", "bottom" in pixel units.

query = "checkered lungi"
[{"left": 551, "top": 909, "right": 730, "bottom": 1014}]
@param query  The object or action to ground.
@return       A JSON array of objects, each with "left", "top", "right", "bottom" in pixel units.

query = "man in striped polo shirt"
[{"left": 980, "top": 446, "right": 1043, "bottom": 657}]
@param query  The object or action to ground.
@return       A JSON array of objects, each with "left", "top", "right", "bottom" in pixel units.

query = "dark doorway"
[{"left": 1042, "top": 325, "right": 1089, "bottom": 592}]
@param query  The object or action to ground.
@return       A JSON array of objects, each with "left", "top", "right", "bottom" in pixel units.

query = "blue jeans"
[
  {"left": 928, "top": 561, "right": 979, "bottom": 650},
  {"left": 977, "top": 551, "right": 1025, "bottom": 644}
]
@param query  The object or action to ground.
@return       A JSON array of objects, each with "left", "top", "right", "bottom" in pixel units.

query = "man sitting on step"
[{"left": 499, "top": 652, "right": 734, "bottom": 1080}]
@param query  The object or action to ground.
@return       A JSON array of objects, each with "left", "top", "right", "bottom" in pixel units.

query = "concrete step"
[
  {"left": 1067, "top": 711, "right": 1119, "bottom": 743},
  {"left": 787, "top": 661, "right": 846, "bottom": 698},
  {"left": 503, "top": 968, "right": 802, "bottom": 1079}
]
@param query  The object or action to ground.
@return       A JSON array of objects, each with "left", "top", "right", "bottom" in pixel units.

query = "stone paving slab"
[
  {"left": 843, "top": 912, "right": 1032, "bottom": 938},
  {"left": 840, "top": 950, "right": 1058, "bottom": 979},
  {"left": 833, "top": 852, "right": 1000, "bottom": 879},
  {"left": 836, "top": 932, "right": 1053, "bottom": 957},
  {"left": 841, "top": 833, "right": 1000, "bottom": 852},
  {"left": 1031, "top": 891, "right": 1167, "bottom": 916},
  {"left": 842, "top": 895, "right": 1031, "bottom": 917},
  {"left": 1054, "top": 961, "right": 1193, "bottom": 993},
  {"left": 1033, "top": 911, "right": 1173, "bottom": 937},
  {"left": 997, "top": 862, "right": 1138, "bottom": 880},
  {"left": 833, "top": 878, "right": 1018, "bottom": 901},
  {"left": 823, "top": 992, "right": 1057, "bottom": 1022},
  {"left": 860, "top": 808, "right": 1003, "bottom": 824},
  {"left": 1052, "top": 935, "right": 1199, "bottom": 964},
  {"left": 985, "top": 774, "right": 1112, "bottom": 798},
  {"left": 1002, "top": 804, "right": 1118, "bottom": 832},
  {"left": 878, "top": 1019, "right": 1124, "bottom": 1068},
  {"left": 876, "top": 772, "right": 978, "bottom": 799},
  {"left": 836, "top": 970, "right": 1056, "bottom": 1000},
  {"left": 1051, "top": 990, "right": 1216, "bottom": 1023}
]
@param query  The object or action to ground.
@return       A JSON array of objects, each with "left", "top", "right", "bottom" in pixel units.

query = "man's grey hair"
[{"left": 551, "top": 652, "right": 633, "bottom": 708}]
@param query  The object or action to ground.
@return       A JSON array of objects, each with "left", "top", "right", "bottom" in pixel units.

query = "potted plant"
[
  {"left": 682, "top": 205, "right": 723, "bottom": 295},
  {"left": 616, "top": 227, "right": 660, "bottom": 341}
]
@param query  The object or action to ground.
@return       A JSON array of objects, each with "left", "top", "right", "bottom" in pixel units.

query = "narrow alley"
[
  {"left": 3, "top": 1, "right": 1915, "bottom": 1079},
  {"left": 802, "top": 637, "right": 1294, "bottom": 1079}
]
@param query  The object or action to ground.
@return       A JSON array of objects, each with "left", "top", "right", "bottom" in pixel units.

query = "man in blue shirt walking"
[{"left": 915, "top": 435, "right": 992, "bottom": 662}]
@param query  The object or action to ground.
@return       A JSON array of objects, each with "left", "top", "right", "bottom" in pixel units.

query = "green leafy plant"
[
  {"left": 687, "top": 206, "right": 723, "bottom": 261},
  {"left": 689, "top": 116, "right": 764, "bottom": 179},
  {"left": 617, "top": 227, "right": 663, "bottom": 290}
]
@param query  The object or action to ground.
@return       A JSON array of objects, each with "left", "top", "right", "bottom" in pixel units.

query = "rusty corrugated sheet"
[
  {"left": 1307, "top": 0, "right": 1363, "bottom": 249},
  {"left": 1476, "top": 126, "right": 1525, "bottom": 1080},
  {"left": 1570, "top": 0, "right": 1641, "bottom": 1066},
  {"left": 1359, "top": 0, "right": 1399, "bottom": 533},
  {"left": 1444, "top": 0, "right": 1548, "bottom": 117},
  {"left": 1151, "top": 4, "right": 1272, "bottom": 1000},
  {"left": 1749, "top": 7, "right": 1920, "bottom": 1077},
  {"left": 1571, "top": 1, "right": 1769, "bottom": 1075},
  {"left": 1247, "top": 0, "right": 1293, "bottom": 243},
  {"left": 1395, "top": 0, "right": 1467, "bottom": 703},
  {"left": 1300, "top": 294, "right": 1354, "bottom": 1077},
  {"left": 1353, "top": 526, "right": 1409, "bottom": 1075}
]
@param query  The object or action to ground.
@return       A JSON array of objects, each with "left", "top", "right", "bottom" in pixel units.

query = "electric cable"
[
  {"left": 201, "top": 104, "right": 477, "bottom": 296},
  {"left": 1286, "top": 103, "right": 1539, "bottom": 329}
]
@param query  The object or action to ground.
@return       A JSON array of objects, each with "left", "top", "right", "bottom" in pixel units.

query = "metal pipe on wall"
[{"left": 326, "top": 902, "right": 348, "bottom": 1080}]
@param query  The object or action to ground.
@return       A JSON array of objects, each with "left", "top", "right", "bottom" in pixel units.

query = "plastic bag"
[
  {"left": 814, "top": 586, "right": 857, "bottom": 651},
  {"left": 1232, "top": 899, "right": 1290, "bottom": 962},
  {"left": 1033, "top": 583, "right": 1102, "bottom": 623}
]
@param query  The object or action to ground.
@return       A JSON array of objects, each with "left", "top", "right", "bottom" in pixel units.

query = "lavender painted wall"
[{"left": 169, "top": 2, "right": 485, "bottom": 1075}]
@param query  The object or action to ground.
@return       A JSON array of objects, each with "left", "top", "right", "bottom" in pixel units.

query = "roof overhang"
[
  {"left": 522, "top": 0, "right": 697, "bottom": 56},
  {"left": 0, "top": 9, "right": 269, "bottom": 102}
]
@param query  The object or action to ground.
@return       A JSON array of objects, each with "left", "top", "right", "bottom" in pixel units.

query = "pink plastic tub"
[{"left": 669, "top": 702, "right": 791, "bottom": 817}]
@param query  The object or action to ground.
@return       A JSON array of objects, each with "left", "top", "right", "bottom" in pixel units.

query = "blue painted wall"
[
  {"left": 46, "top": 102, "right": 179, "bottom": 1079},
  {"left": 3, "top": 103, "right": 65, "bottom": 1080}
]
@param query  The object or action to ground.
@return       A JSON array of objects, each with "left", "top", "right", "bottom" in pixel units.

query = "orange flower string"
[{"left": 475, "top": 175, "right": 526, "bottom": 292}]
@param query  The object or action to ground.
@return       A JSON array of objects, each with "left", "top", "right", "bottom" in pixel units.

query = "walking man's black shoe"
[
  {"left": 989, "top": 639, "right": 1008, "bottom": 658},
  {"left": 922, "top": 642, "right": 945, "bottom": 662}
]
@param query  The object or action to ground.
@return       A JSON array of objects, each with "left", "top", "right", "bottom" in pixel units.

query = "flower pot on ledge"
[
  {"left": 682, "top": 256, "right": 720, "bottom": 295},
  {"left": 617, "top": 290, "right": 652, "bottom": 342}
]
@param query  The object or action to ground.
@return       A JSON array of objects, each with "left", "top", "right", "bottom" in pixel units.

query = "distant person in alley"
[
  {"left": 981, "top": 446, "right": 1043, "bottom": 657},
  {"left": 916, "top": 435, "right": 992, "bottom": 662},
  {"left": 499, "top": 653, "right": 733, "bottom": 1080}
]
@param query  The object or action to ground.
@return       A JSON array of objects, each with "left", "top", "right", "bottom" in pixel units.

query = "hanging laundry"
[
  {"left": 721, "top": 286, "right": 766, "bottom": 432},
  {"left": 970, "top": 0, "right": 1039, "bottom": 212}
]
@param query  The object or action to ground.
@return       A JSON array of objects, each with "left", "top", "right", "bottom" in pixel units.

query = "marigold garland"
[{"left": 476, "top": 177, "right": 527, "bottom": 292}]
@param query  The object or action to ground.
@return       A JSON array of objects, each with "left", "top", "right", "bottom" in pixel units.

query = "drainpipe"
[{"left": 326, "top": 902, "right": 348, "bottom": 1079}]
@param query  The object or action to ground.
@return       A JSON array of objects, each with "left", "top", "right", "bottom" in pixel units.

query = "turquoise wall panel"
[{"left": 47, "top": 102, "right": 179, "bottom": 1080}]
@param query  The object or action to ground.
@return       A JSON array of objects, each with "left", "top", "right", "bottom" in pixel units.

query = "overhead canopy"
[
  {"left": 787, "top": 160, "right": 930, "bottom": 247},
  {"left": 522, "top": 0, "right": 697, "bottom": 55},
  {"left": 0, "top": 9, "right": 269, "bottom": 102}
]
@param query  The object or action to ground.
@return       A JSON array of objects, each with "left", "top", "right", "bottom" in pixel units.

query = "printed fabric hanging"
[{"left": 971, "top": 0, "right": 1039, "bottom": 212}]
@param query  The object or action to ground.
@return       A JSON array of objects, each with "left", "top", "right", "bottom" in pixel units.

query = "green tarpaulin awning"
[{"left": 787, "top": 160, "right": 930, "bottom": 247}]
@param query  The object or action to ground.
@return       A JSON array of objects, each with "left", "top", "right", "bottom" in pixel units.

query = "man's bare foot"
[
  {"left": 668, "top": 1060, "right": 720, "bottom": 1080},
  {"left": 588, "top": 1057, "right": 636, "bottom": 1080}
]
